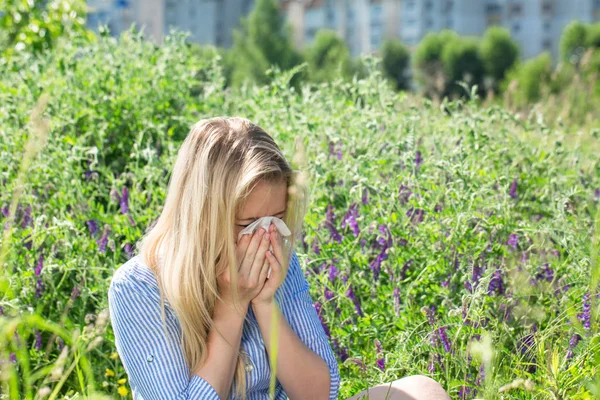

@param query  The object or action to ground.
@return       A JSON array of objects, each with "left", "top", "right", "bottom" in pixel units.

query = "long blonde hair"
[{"left": 136, "top": 117, "right": 308, "bottom": 399}]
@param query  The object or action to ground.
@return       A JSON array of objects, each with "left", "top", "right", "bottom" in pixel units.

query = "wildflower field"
[{"left": 1, "top": 32, "right": 599, "bottom": 400}]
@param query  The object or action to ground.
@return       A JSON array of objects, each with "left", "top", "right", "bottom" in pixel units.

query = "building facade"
[
  {"left": 86, "top": 0, "right": 253, "bottom": 46},
  {"left": 284, "top": 0, "right": 600, "bottom": 60}
]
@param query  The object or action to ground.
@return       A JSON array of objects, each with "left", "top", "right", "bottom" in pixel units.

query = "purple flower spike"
[
  {"left": 34, "top": 330, "right": 43, "bottom": 351},
  {"left": 346, "top": 286, "right": 363, "bottom": 317},
  {"left": 21, "top": 205, "right": 32, "bottom": 228},
  {"left": 9, "top": 353, "right": 16, "bottom": 363},
  {"left": 415, "top": 150, "right": 422, "bottom": 169},
  {"left": 328, "top": 264, "right": 339, "bottom": 283},
  {"left": 34, "top": 253, "right": 44, "bottom": 276},
  {"left": 427, "top": 358, "right": 435, "bottom": 373},
  {"left": 578, "top": 293, "right": 591, "bottom": 330},
  {"left": 507, "top": 233, "right": 518, "bottom": 250},
  {"left": 594, "top": 188, "right": 600, "bottom": 200},
  {"left": 437, "top": 326, "right": 451, "bottom": 353},
  {"left": 35, "top": 278, "right": 44, "bottom": 298},
  {"left": 509, "top": 178, "right": 518, "bottom": 199},
  {"left": 535, "top": 263, "right": 554, "bottom": 283},
  {"left": 488, "top": 269, "right": 505, "bottom": 296},
  {"left": 119, "top": 187, "right": 129, "bottom": 214},
  {"left": 398, "top": 185, "right": 412, "bottom": 204},
  {"left": 314, "top": 302, "right": 331, "bottom": 338},
  {"left": 324, "top": 287, "right": 334, "bottom": 301},
  {"left": 566, "top": 333, "right": 582, "bottom": 360},
  {"left": 374, "top": 339, "right": 385, "bottom": 371},
  {"left": 86, "top": 219, "right": 99, "bottom": 237},
  {"left": 70, "top": 285, "right": 81, "bottom": 300},
  {"left": 312, "top": 240, "right": 320, "bottom": 255},
  {"left": 362, "top": 188, "right": 369, "bottom": 205},
  {"left": 97, "top": 225, "right": 110, "bottom": 253}
]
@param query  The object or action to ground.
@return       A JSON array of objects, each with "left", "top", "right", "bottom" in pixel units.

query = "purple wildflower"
[
  {"left": 328, "top": 264, "right": 339, "bottom": 283},
  {"left": 393, "top": 287, "right": 401, "bottom": 317},
  {"left": 119, "top": 187, "right": 129, "bottom": 214},
  {"left": 406, "top": 207, "right": 424, "bottom": 224},
  {"left": 325, "top": 205, "right": 342, "bottom": 243},
  {"left": 332, "top": 338, "right": 349, "bottom": 362},
  {"left": 437, "top": 326, "right": 451, "bottom": 353},
  {"left": 24, "top": 234, "right": 32, "bottom": 250},
  {"left": 9, "top": 353, "right": 16, "bottom": 363},
  {"left": 124, "top": 243, "right": 134, "bottom": 258},
  {"left": 97, "top": 225, "right": 110, "bottom": 253},
  {"left": 566, "top": 333, "right": 582, "bottom": 360},
  {"left": 324, "top": 287, "right": 334, "bottom": 301},
  {"left": 507, "top": 233, "right": 518, "bottom": 250},
  {"left": 415, "top": 150, "right": 422, "bottom": 169},
  {"left": 312, "top": 240, "right": 320, "bottom": 255},
  {"left": 86, "top": 219, "right": 99, "bottom": 237},
  {"left": 369, "top": 246, "right": 388, "bottom": 281},
  {"left": 578, "top": 293, "right": 591, "bottom": 330},
  {"left": 475, "top": 364, "right": 485, "bottom": 386},
  {"left": 21, "top": 205, "right": 32, "bottom": 228},
  {"left": 341, "top": 204, "right": 360, "bottom": 238},
  {"left": 35, "top": 278, "right": 44, "bottom": 298},
  {"left": 34, "top": 330, "right": 42, "bottom": 351},
  {"left": 488, "top": 269, "right": 505, "bottom": 296},
  {"left": 374, "top": 339, "right": 385, "bottom": 371},
  {"left": 509, "top": 178, "right": 518, "bottom": 199},
  {"left": 535, "top": 263, "right": 554, "bottom": 283},
  {"left": 346, "top": 286, "right": 363, "bottom": 317},
  {"left": 34, "top": 253, "right": 44, "bottom": 276},
  {"left": 424, "top": 306, "right": 436, "bottom": 325},
  {"left": 458, "top": 386, "right": 474, "bottom": 399},
  {"left": 427, "top": 358, "right": 435, "bottom": 373},
  {"left": 1, "top": 204, "right": 9, "bottom": 218},
  {"left": 362, "top": 188, "right": 369, "bottom": 205},
  {"left": 399, "top": 259, "right": 413, "bottom": 280},
  {"left": 519, "top": 333, "right": 535, "bottom": 355},
  {"left": 594, "top": 188, "right": 599, "bottom": 200}
]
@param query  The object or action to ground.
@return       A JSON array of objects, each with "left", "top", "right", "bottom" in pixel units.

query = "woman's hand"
[
  {"left": 251, "top": 223, "right": 289, "bottom": 307},
  {"left": 217, "top": 227, "right": 272, "bottom": 313}
]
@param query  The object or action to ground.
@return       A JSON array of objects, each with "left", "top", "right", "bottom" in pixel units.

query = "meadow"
[{"left": 0, "top": 31, "right": 599, "bottom": 399}]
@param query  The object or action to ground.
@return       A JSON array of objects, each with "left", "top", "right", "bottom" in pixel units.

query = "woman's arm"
[
  {"left": 108, "top": 273, "right": 245, "bottom": 400},
  {"left": 252, "top": 252, "right": 341, "bottom": 400},
  {"left": 193, "top": 299, "right": 246, "bottom": 400}
]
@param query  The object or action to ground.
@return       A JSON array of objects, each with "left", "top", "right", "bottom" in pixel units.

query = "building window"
[
  {"left": 445, "top": 0, "right": 454, "bottom": 12},
  {"left": 486, "top": 3, "right": 501, "bottom": 14},
  {"left": 407, "top": 1, "right": 415, "bottom": 9},
  {"left": 544, "top": 20, "right": 551, "bottom": 31},
  {"left": 426, "top": 18, "right": 433, "bottom": 28},
  {"left": 542, "top": 38, "right": 552, "bottom": 49},
  {"left": 509, "top": 3, "right": 523, "bottom": 16},
  {"left": 512, "top": 22, "right": 520, "bottom": 34},
  {"left": 541, "top": 1, "right": 553, "bottom": 14},
  {"left": 425, "top": 0, "right": 433, "bottom": 10}
]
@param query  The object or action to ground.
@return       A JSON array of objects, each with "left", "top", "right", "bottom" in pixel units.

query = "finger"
[
  {"left": 249, "top": 230, "right": 271, "bottom": 283},
  {"left": 269, "top": 229, "right": 286, "bottom": 267},
  {"left": 265, "top": 250, "right": 282, "bottom": 278},
  {"left": 235, "top": 234, "right": 252, "bottom": 269},
  {"left": 241, "top": 228, "right": 266, "bottom": 277},
  {"left": 258, "top": 257, "right": 270, "bottom": 282}
]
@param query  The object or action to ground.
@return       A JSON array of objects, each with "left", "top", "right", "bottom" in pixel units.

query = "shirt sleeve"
[
  {"left": 277, "top": 251, "right": 341, "bottom": 400},
  {"left": 108, "top": 274, "right": 220, "bottom": 400}
]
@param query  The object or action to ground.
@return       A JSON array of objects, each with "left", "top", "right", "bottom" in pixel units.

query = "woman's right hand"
[{"left": 217, "top": 227, "right": 272, "bottom": 311}]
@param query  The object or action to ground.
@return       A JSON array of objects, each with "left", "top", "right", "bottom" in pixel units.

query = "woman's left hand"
[{"left": 251, "top": 223, "right": 289, "bottom": 306}]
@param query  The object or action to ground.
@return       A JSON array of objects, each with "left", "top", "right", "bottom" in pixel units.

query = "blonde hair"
[{"left": 136, "top": 116, "right": 308, "bottom": 399}]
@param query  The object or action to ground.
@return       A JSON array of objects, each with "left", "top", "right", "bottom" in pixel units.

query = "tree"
[
  {"left": 0, "top": 0, "right": 91, "bottom": 59},
  {"left": 413, "top": 29, "right": 458, "bottom": 97},
  {"left": 305, "top": 29, "right": 351, "bottom": 83},
  {"left": 230, "top": 0, "right": 302, "bottom": 87},
  {"left": 479, "top": 27, "right": 519, "bottom": 90},
  {"left": 381, "top": 39, "right": 410, "bottom": 91},
  {"left": 586, "top": 23, "right": 600, "bottom": 48},
  {"left": 503, "top": 52, "right": 553, "bottom": 104},
  {"left": 441, "top": 37, "right": 484, "bottom": 96},
  {"left": 560, "top": 20, "right": 588, "bottom": 65}
]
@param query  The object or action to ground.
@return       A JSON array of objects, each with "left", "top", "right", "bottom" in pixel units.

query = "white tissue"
[{"left": 237, "top": 216, "right": 291, "bottom": 278}]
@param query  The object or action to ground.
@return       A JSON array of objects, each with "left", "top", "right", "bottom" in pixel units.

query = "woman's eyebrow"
[{"left": 238, "top": 209, "right": 286, "bottom": 221}]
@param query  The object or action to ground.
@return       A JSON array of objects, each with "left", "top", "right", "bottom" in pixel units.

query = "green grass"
[{"left": 0, "top": 31, "right": 599, "bottom": 399}]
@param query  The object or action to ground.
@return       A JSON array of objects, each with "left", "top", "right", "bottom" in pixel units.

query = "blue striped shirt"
[{"left": 108, "top": 251, "right": 341, "bottom": 399}]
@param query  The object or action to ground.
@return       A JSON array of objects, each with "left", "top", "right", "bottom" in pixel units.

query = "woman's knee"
[{"left": 389, "top": 375, "right": 450, "bottom": 399}]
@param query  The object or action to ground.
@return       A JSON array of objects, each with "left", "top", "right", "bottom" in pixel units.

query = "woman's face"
[{"left": 234, "top": 179, "right": 288, "bottom": 244}]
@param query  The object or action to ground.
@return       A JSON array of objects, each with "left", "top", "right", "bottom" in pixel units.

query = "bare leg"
[{"left": 345, "top": 375, "right": 451, "bottom": 400}]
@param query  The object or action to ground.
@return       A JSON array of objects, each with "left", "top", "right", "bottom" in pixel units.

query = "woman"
[{"left": 108, "top": 117, "right": 450, "bottom": 400}]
